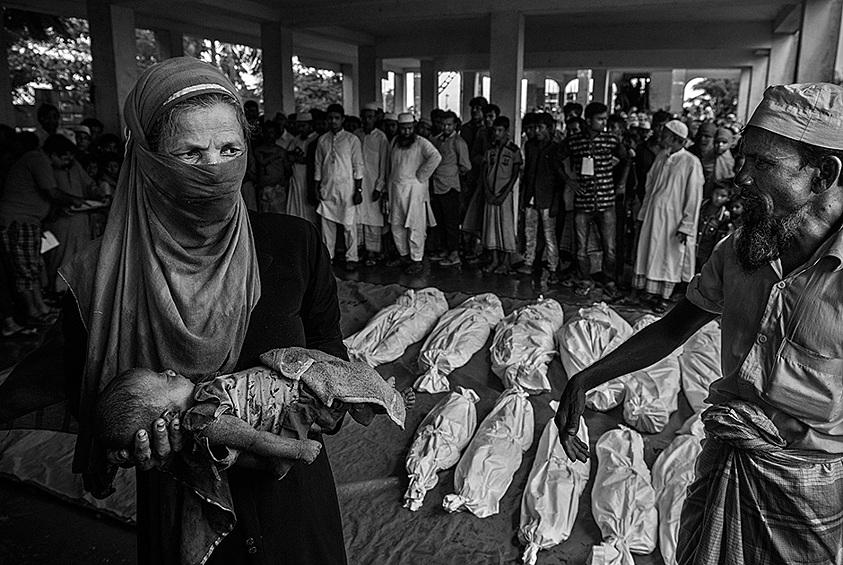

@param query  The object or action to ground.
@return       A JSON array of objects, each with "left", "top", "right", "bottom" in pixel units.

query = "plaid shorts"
[{"left": 0, "top": 222, "right": 43, "bottom": 291}]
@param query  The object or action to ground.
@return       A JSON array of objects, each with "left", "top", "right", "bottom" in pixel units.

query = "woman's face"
[{"left": 162, "top": 103, "right": 245, "bottom": 166}]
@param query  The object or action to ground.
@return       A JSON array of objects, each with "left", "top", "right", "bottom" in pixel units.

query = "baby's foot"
[
  {"left": 297, "top": 439, "right": 322, "bottom": 464},
  {"left": 401, "top": 387, "right": 416, "bottom": 410}
]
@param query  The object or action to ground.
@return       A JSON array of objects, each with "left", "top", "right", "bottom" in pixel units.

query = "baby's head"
[{"left": 95, "top": 367, "right": 195, "bottom": 450}]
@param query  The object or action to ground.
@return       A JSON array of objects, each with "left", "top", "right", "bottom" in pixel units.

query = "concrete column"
[
  {"left": 797, "top": 0, "right": 843, "bottom": 82},
  {"left": 461, "top": 71, "right": 478, "bottom": 119},
  {"left": 607, "top": 70, "right": 624, "bottom": 111},
  {"left": 358, "top": 45, "right": 380, "bottom": 108},
  {"left": 670, "top": 69, "right": 687, "bottom": 114},
  {"left": 575, "top": 69, "right": 591, "bottom": 107},
  {"left": 490, "top": 11, "right": 525, "bottom": 136},
  {"left": 769, "top": 33, "right": 798, "bottom": 85},
  {"left": 591, "top": 68, "right": 610, "bottom": 106},
  {"left": 737, "top": 67, "right": 752, "bottom": 123},
  {"left": 87, "top": 0, "right": 138, "bottom": 135},
  {"left": 341, "top": 63, "right": 359, "bottom": 113},
  {"left": 649, "top": 70, "right": 672, "bottom": 112},
  {"left": 0, "top": 12, "right": 14, "bottom": 126},
  {"left": 261, "top": 22, "right": 295, "bottom": 116},
  {"left": 419, "top": 60, "right": 437, "bottom": 119},
  {"left": 153, "top": 29, "right": 184, "bottom": 60},
  {"left": 393, "top": 71, "right": 405, "bottom": 113},
  {"left": 748, "top": 53, "right": 770, "bottom": 117}
]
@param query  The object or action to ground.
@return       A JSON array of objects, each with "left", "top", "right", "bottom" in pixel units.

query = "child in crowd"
[
  {"left": 95, "top": 347, "right": 415, "bottom": 480},
  {"left": 96, "top": 152, "right": 121, "bottom": 202},
  {"left": 254, "top": 121, "right": 289, "bottom": 214},
  {"left": 480, "top": 116, "right": 522, "bottom": 274},
  {"left": 696, "top": 183, "right": 731, "bottom": 271},
  {"left": 726, "top": 195, "right": 745, "bottom": 235}
]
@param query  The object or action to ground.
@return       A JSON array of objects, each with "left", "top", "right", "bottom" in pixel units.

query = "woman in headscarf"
[{"left": 60, "top": 57, "right": 348, "bottom": 565}]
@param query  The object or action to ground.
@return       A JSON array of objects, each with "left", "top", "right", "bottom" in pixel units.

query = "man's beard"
[
  {"left": 734, "top": 193, "right": 808, "bottom": 273},
  {"left": 395, "top": 133, "right": 416, "bottom": 149}
]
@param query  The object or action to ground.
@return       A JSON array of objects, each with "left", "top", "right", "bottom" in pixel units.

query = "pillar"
[
  {"left": 393, "top": 71, "right": 406, "bottom": 113},
  {"left": 769, "top": 33, "right": 798, "bottom": 85},
  {"left": 797, "top": 0, "right": 843, "bottom": 82},
  {"left": 358, "top": 45, "right": 380, "bottom": 108},
  {"left": 153, "top": 28, "right": 184, "bottom": 60},
  {"left": 649, "top": 70, "right": 672, "bottom": 112},
  {"left": 0, "top": 11, "right": 14, "bottom": 126},
  {"left": 670, "top": 69, "right": 687, "bottom": 115},
  {"left": 340, "top": 64, "right": 358, "bottom": 113},
  {"left": 261, "top": 22, "right": 295, "bottom": 116},
  {"left": 87, "top": 0, "right": 138, "bottom": 135},
  {"left": 607, "top": 70, "right": 624, "bottom": 112},
  {"left": 737, "top": 67, "right": 752, "bottom": 123},
  {"left": 748, "top": 53, "right": 770, "bottom": 117},
  {"left": 490, "top": 11, "right": 524, "bottom": 136},
  {"left": 591, "top": 68, "right": 609, "bottom": 106},
  {"left": 420, "top": 59, "right": 437, "bottom": 119},
  {"left": 575, "top": 69, "right": 591, "bottom": 107},
  {"left": 461, "top": 71, "right": 478, "bottom": 119}
]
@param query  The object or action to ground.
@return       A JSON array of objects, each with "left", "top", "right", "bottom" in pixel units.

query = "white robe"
[
  {"left": 286, "top": 132, "right": 318, "bottom": 225},
  {"left": 314, "top": 130, "right": 364, "bottom": 226},
  {"left": 354, "top": 128, "right": 389, "bottom": 228},
  {"left": 387, "top": 136, "right": 441, "bottom": 231},
  {"left": 635, "top": 148, "right": 703, "bottom": 284}
]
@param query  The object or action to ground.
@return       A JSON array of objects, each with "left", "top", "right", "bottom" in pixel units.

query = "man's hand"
[
  {"left": 676, "top": 231, "right": 688, "bottom": 244},
  {"left": 106, "top": 417, "right": 184, "bottom": 471},
  {"left": 570, "top": 180, "right": 587, "bottom": 195},
  {"left": 554, "top": 375, "right": 589, "bottom": 462}
]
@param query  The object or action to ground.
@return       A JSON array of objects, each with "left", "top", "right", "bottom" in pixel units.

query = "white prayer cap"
[
  {"left": 362, "top": 102, "right": 380, "bottom": 111},
  {"left": 71, "top": 125, "right": 91, "bottom": 136},
  {"left": 383, "top": 112, "right": 398, "bottom": 122},
  {"left": 748, "top": 83, "right": 843, "bottom": 150},
  {"left": 664, "top": 120, "right": 689, "bottom": 140},
  {"left": 397, "top": 112, "right": 415, "bottom": 124},
  {"left": 297, "top": 112, "right": 313, "bottom": 122}
]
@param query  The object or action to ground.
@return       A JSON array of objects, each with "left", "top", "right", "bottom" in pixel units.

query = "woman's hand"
[
  {"left": 553, "top": 375, "right": 590, "bottom": 463},
  {"left": 106, "top": 417, "right": 184, "bottom": 471}
]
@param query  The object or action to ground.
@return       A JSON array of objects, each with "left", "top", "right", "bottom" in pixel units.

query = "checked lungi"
[
  {"left": 0, "top": 221, "right": 44, "bottom": 292},
  {"left": 677, "top": 400, "right": 843, "bottom": 565}
]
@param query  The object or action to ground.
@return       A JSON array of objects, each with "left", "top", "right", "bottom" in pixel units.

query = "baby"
[{"left": 95, "top": 347, "right": 415, "bottom": 479}]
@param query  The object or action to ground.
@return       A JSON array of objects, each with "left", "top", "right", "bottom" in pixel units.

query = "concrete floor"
[{"left": 0, "top": 256, "right": 657, "bottom": 565}]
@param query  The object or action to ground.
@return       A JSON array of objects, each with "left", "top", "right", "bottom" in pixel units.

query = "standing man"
[
  {"left": 431, "top": 110, "right": 472, "bottom": 266},
  {"left": 517, "top": 113, "right": 565, "bottom": 282},
  {"left": 563, "top": 102, "right": 629, "bottom": 299},
  {"left": 355, "top": 102, "right": 390, "bottom": 266},
  {"left": 385, "top": 113, "right": 442, "bottom": 275},
  {"left": 632, "top": 120, "right": 704, "bottom": 312},
  {"left": 314, "top": 103, "right": 364, "bottom": 270},
  {"left": 286, "top": 111, "right": 319, "bottom": 226},
  {"left": 554, "top": 83, "right": 843, "bottom": 565}
]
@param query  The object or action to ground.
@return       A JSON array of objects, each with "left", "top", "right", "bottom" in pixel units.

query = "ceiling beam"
[{"left": 773, "top": 3, "right": 801, "bottom": 33}]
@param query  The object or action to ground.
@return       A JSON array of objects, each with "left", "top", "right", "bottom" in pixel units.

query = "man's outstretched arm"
[{"left": 554, "top": 298, "right": 717, "bottom": 462}]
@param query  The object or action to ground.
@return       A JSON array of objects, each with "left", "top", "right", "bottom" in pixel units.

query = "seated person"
[{"left": 95, "top": 347, "right": 415, "bottom": 480}]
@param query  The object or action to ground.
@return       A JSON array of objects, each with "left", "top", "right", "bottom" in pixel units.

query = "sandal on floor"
[
  {"left": 23, "top": 312, "right": 57, "bottom": 327},
  {"left": 1, "top": 325, "right": 39, "bottom": 338},
  {"left": 574, "top": 284, "right": 594, "bottom": 297}
]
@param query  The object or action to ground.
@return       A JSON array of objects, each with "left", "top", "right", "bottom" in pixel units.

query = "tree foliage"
[
  {"left": 693, "top": 78, "right": 739, "bottom": 119},
  {"left": 293, "top": 57, "right": 343, "bottom": 113}
]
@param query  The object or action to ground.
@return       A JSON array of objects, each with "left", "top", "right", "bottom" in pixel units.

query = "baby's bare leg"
[{"left": 202, "top": 414, "right": 321, "bottom": 462}]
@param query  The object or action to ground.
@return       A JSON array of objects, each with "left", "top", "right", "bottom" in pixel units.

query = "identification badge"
[{"left": 581, "top": 156, "right": 595, "bottom": 176}]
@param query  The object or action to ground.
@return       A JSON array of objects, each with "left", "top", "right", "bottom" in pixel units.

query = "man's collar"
[{"left": 821, "top": 221, "right": 843, "bottom": 271}]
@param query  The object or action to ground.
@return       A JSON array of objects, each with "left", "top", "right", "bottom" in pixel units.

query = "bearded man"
[
  {"left": 554, "top": 83, "right": 843, "bottom": 565},
  {"left": 385, "top": 113, "right": 442, "bottom": 275}
]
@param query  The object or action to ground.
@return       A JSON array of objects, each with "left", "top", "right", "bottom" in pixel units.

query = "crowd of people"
[
  {"left": 0, "top": 90, "right": 744, "bottom": 338},
  {"left": 242, "top": 95, "right": 745, "bottom": 313}
]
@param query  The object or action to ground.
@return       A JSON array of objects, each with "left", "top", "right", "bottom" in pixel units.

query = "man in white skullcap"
[
  {"left": 355, "top": 102, "right": 390, "bottom": 265},
  {"left": 286, "top": 111, "right": 319, "bottom": 225},
  {"left": 631, "top": 119, "right": 704, "bottom": 313},
  {"left": 385, "top": 113, "right": 442, "bottom": 274},
  {"left": 554, "top": 83, "right": 843, "bottom": 565},
  {"left": 381, "top": 112, "right": 399, "bottom": 142}
]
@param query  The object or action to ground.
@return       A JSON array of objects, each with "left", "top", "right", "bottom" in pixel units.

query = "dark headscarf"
[{"left": 60, "top": 57, "right": 261, "bottom": 477}]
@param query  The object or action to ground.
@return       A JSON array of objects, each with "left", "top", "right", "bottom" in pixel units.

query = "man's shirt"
[
  {"left": 431, "top": 131, "right": 470, "bottom": 194},
  {"left": 687, "top": 228, "right": 843, "bottom": 453},
  {"left": 564, "top": 131, "right": 628, "bottom": 212}
]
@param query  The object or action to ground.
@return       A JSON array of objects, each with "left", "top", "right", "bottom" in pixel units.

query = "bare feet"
[{"left": 400, "top": 387, "right": 416, "bottom": 410}]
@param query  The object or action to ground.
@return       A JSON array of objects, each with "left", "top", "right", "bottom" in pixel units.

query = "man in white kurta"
[
  {"left": 385, "top": 113, "right": 442, "bottom": 275},
  {"left": 355, "top": 103, "right": 390, "bottom": 265},
  {"left": 633, "top": 120, "right": 704, "bottom": 312},
  {"left": 315, "top": 104, "right": 364, "bottom": 267},
  {"left": 286, "top": 112, "right": 319, "bottom": 225}
]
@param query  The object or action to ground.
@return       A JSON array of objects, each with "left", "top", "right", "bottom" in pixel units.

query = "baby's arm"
[{"left": 201, "top": 414, "right": 321, "bottom": 465}]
